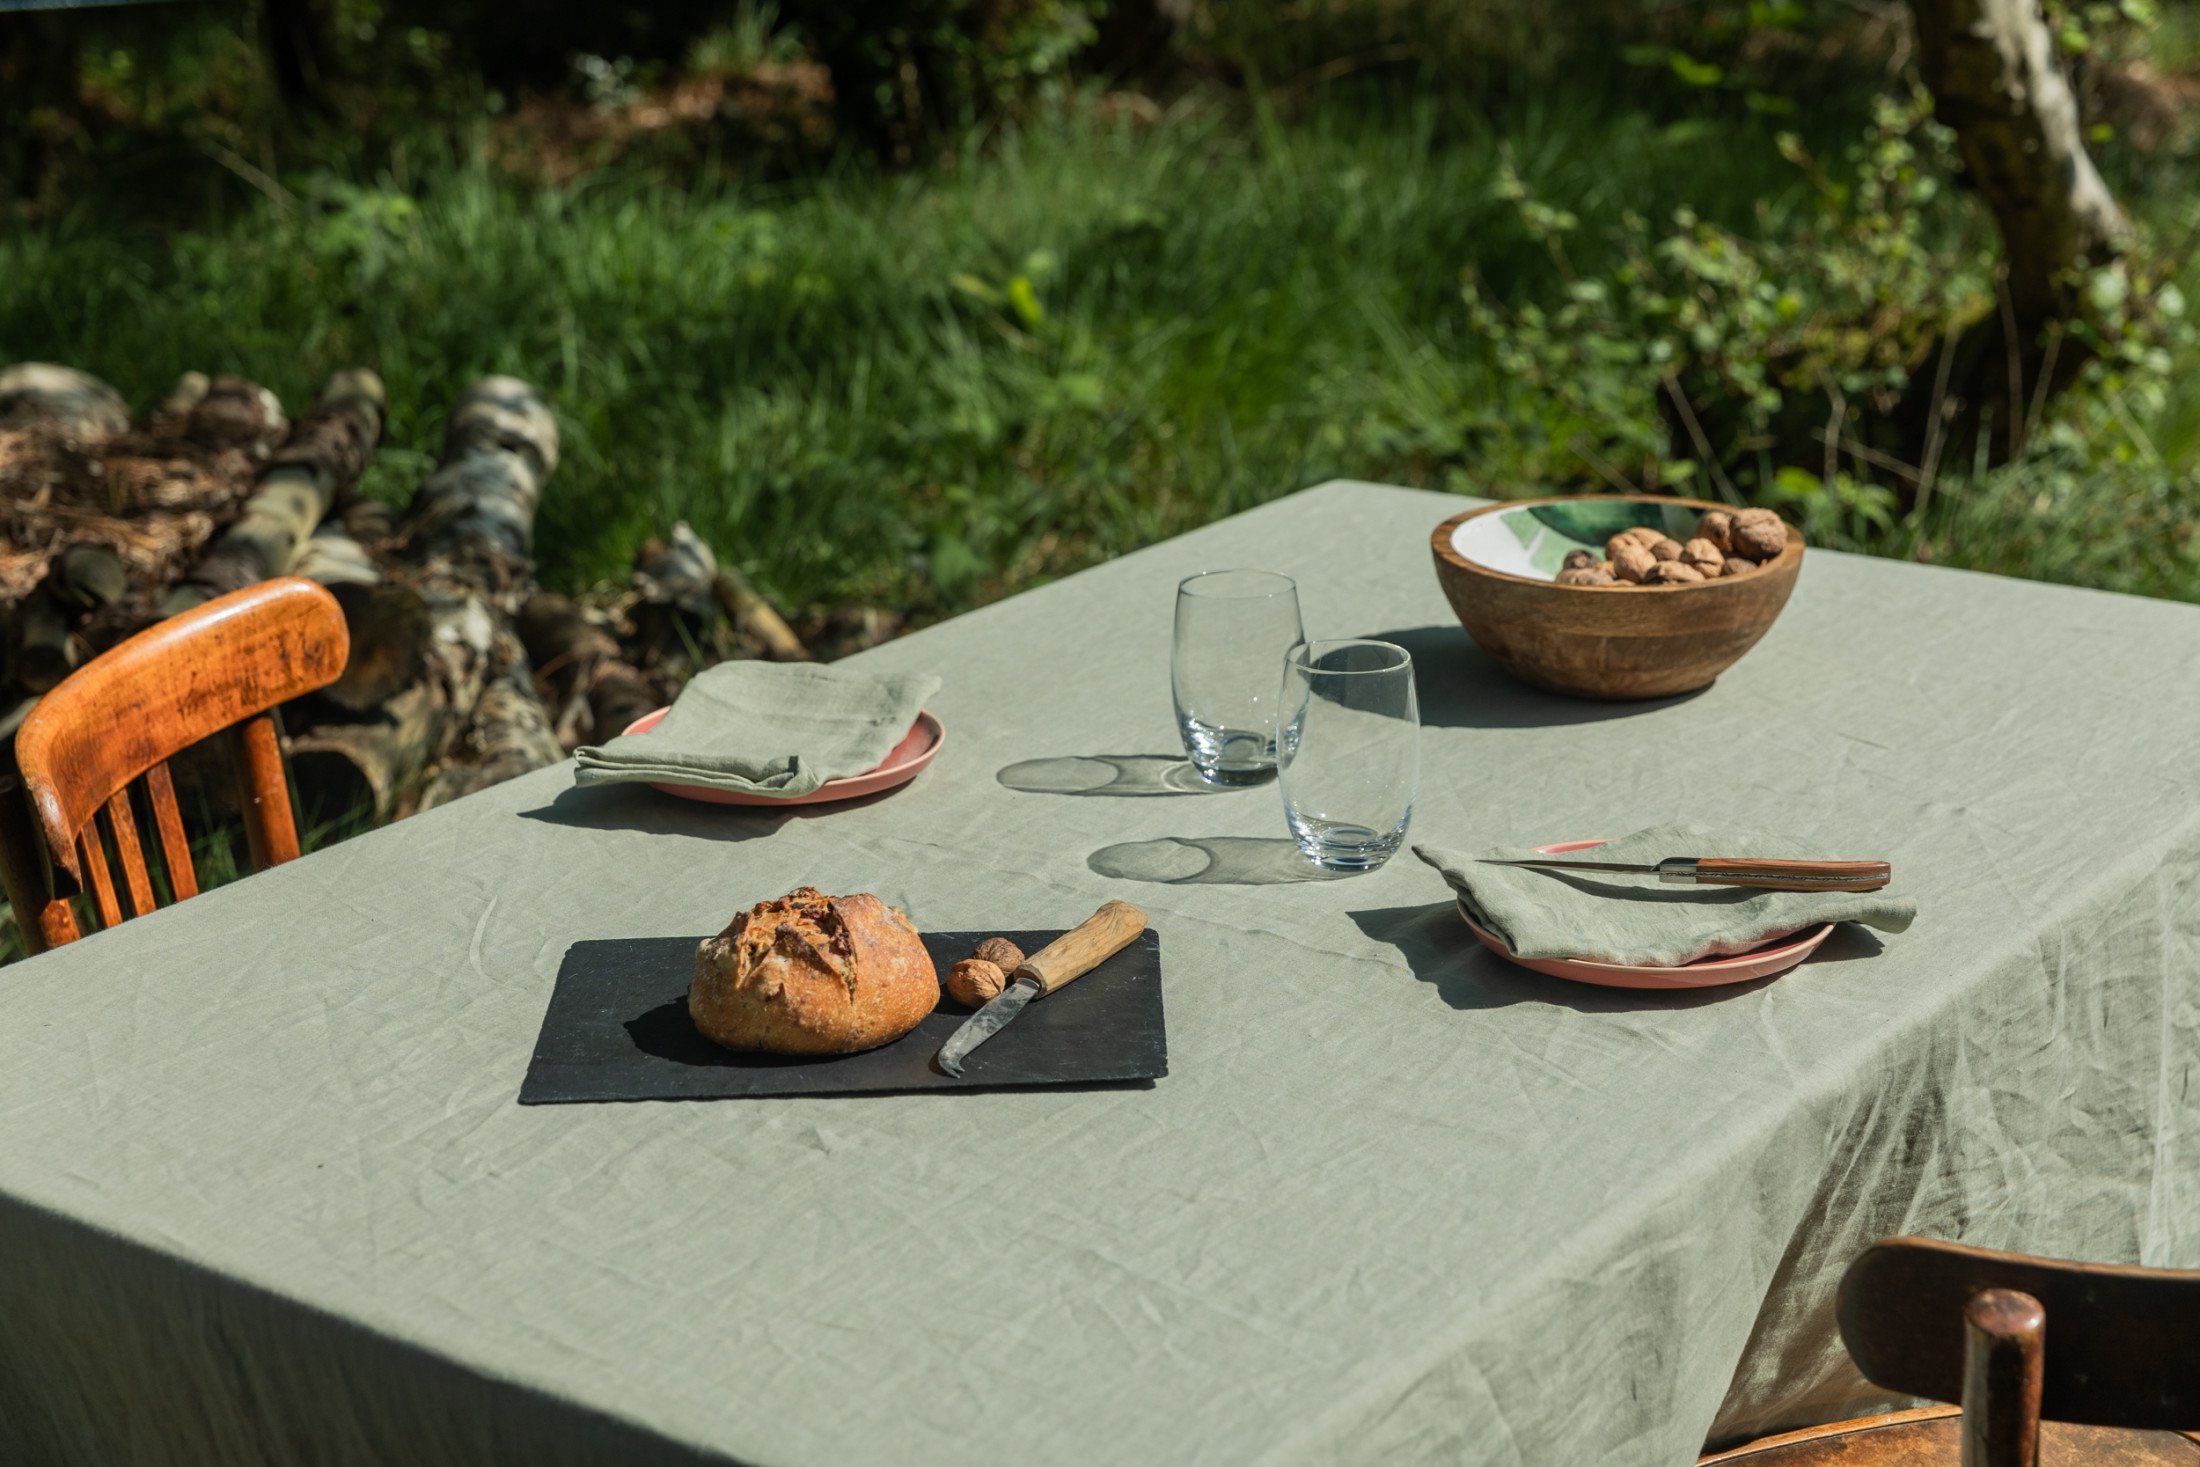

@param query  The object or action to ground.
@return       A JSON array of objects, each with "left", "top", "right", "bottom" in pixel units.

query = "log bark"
[
  {"left": 291, "top": 377, "right": 562, "bottom": 819},
  {"left": 160, "top": 369, "right": 385, "bottom": 615},
  {"left": 1910, "top": 0, "right": 2128, "bottom": 329},
  {"left": 517, "top": 593, "right": 659, "bottom": 750},
  {"left": 712, "top": 564, "right": 809, "bottom": 662},
  {"left": 630, "top": 522, "right": 731, "bottom": 678},
  {"left": 10, "top": 543, "right": 128, "bottom": 693},
  {"left": 0, "top": 364, "right": 129, "bottom": 443},
  {"left": 415, "top": 629, "right": 565, "bottom": 810}
]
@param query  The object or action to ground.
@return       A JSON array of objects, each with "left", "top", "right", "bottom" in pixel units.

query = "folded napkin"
[
  {"left": 1414, "top": 823, "right": 1916, "bottom": 967},
  {"left": 574, "top": 661, "right": 941, "bottom": 798}
]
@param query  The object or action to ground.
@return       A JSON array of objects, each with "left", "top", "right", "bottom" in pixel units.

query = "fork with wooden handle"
[{"left": 1477, "top": 855, "right": 1892, "bottom": 892}]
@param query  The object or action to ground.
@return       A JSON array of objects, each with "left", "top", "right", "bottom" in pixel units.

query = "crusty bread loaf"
[{"left": 690, "top": 887, "right": 937, "bottom": 1055}]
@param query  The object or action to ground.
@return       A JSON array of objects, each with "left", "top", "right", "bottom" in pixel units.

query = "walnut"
[
  {"left": 1605, "top": 527, "right": 1660, "bottom": 559},
  {"left": 972, "top": 936, "right": 1025, "bottom": 974},
  {"left": 1647, "top": 536, "right": 1683, "bottom": 561},
  {"left": 1680, "top": 537, "right": 1724, "bottom": 574},
  {"left": 1556, "top": 566, "right": 1617, "bottom": 586},
  {"left": 1695, "top": 511, "right": 1734, "bottom": 554},
  {"left": 1721, "top": 556, "right": 1757, "bottom": 576},
  {"left": 1731, "top": 508, "right": 1787, "bottom": 561},
  {"left": 947, "top": 958, "right": 1007, "bottom": 1007},
  {"left": 1644, "top": 560, "right": 1706, "bottom": 584},
  {"left": 1610, "top": 543, "right": 1656, "bottom": 583}
]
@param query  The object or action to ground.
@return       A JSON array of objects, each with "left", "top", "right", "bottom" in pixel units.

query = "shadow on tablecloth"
[
  {"left": 998, "top": 753, "right": 1236, "bottom": 797},
  {"left": 1368, "top": 625, "right": 1709, "bottom": 729},
  {"left": 1088, "top": 836, "right": 1345, "bottom": 886},
  {"left": 1346, "top": 901, "right": 1887, "bottom": 1012},
  {"left": 515, "top": 781, "right": 901, "bottom": 836}
]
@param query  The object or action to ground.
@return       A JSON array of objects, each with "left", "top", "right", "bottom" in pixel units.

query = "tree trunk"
[
  {"left": 1910, "top": 0, "right": 2128, "bottom": 328},
  {"left": 160, "top": 369, "right": 385, "bottom": 614}
]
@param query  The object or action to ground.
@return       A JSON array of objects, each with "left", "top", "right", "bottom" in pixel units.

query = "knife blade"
[
  {"left": 1478, "top": 855, "right": 1891, "bottom": 892},
  {"left": 935, "top": 899, "right": 1148, "bottom": 1077}
]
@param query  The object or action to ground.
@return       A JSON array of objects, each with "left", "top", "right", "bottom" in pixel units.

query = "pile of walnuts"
[{"left": 1554, "top": 507, "right": 1789, "bottom": 587}]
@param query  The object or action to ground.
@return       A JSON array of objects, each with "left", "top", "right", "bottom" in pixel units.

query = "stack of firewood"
[{"left": 0, "top": 360, "right": 831, "bottom": 826}]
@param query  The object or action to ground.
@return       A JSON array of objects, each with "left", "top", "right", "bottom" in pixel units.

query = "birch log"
[
  {"left": 160, "top": 368, "right": 385, "bottom": 615},
  {"left": 0, "top": 364, "right": 129, "bottom": 442},
  {"left": 517, "top": 593, "right": 658, "bottom": 750},
  {"left": 291, "top": 376, "right": 562, "bottom": 819}
]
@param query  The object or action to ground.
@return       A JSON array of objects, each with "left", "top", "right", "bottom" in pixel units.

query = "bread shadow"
[
  {"left": 997, "top": 753, "right": 1242, "bottom": 797},
  {"left": 1368, "top": 625, "right": 1708, "bottom": 729},
  {"left": 1088, "top": 836, "right": 1348, "bottom": 886}
]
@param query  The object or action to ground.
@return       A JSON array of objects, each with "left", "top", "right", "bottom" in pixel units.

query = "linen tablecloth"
[{"left": 2, "top": 481, "right": 2196, "bottom": 1466}]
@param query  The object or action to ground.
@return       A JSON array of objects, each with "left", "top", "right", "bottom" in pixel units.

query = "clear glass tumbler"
[
  {"left": 1277, "top": 639, "right": 1420, "bottom": 872},
  {"left": 1171, "top": 570, "right": 1306, "bottom": 786}
]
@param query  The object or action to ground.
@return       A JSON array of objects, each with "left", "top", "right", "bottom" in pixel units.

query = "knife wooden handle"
[
  {"left": 1015, "top": 900, "right": 1148, "bottom": 994},
  {"left": 1693, "top": 858, "right": 1891, "bottom": 892}
]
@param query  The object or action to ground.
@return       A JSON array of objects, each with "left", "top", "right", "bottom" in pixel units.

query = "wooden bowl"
[{"left": 1429, "top": 495, "right": 1803, "bottom": 700}]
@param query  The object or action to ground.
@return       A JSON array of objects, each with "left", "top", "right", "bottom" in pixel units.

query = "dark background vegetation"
[{"left": 1, "top": 0, "right": 2195, "bottom": 619}]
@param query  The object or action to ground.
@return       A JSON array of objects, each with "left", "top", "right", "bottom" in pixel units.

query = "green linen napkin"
[
  {"left": 574, "top": 662, "right": 941, "bottom": 798},
  {"left": 1413, "top": 823, "right": 1916, "bottom": 967}
]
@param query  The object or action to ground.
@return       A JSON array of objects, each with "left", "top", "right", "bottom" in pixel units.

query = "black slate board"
[{"left": 519, "top": 928, "right": 1166, "bottom": 1103}]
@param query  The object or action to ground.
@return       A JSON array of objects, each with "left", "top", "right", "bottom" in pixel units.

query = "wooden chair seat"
[
  {"left": 1704, "top": 1405, "right": 2200, "bottom": 1464},
  {"left": 13, "top": 577, "right": 347, "bottom": 946},
  {"left": 1705, "top": 1238, "right": 2200, "bottom": 1467}
]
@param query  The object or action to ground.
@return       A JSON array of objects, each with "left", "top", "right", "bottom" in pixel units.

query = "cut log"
[
  {"left": 12, "top": 587, "right": 76, "bottom": 694},
  {"left": 0, "top": 364, "right": 129, "bottom": 442},
  {"left": 517, "top": 592, "right": 658, "bottom": 749},
  {"left": 160, "top": 368, "right": 385, "bottom": 615},
  {"left": 185, "top": 375, "right": 289, "bottom": 454},
  {"left": 415, "top": 629, "right": 565, "bottom": 810},
  {"left": 630, "top": 522, "right": 730, "bottom": 676},
  {"left": 149, "top": 372, "right": 212, "bottom": 432},
  {"left": 292, "top": 376, "right": 562, "bottom": 819},
  {"left": 46, "top": 543, "right": 128, "bottom": 613},
  {"left": 712, "top": 564, "right": 809, "bottom": 662}
]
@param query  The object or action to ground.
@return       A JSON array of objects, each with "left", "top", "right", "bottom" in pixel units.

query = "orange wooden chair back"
[
  {"left": 14, "top": 578, "right": 348, "bottom": 948},
  {"left": 1838, "top": 1236, "right": 2200, "bottom": 1463}
]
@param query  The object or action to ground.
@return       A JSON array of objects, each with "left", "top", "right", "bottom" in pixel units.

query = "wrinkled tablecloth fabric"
[
  {"left": 2, "top": 482, "right": 2196, "bottom": 1467},
  {"left": 573, "top": 661, "right": 940, "bottom": 797},
  {"left": 1417, "top": 823, "right": 1918, "bottom": 965}
]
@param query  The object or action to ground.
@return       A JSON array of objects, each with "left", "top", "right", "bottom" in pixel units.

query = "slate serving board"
[{"left": 519, "top": 928, "right": 1166, "bottom": 1103}]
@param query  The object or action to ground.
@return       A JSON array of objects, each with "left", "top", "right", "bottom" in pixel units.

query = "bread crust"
[{"left": 690, "top": 887, "right": 937, "bottom": 1055}]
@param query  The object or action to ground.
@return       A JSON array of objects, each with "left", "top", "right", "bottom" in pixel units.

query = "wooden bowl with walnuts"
[{"left": 1429, "top": 494, "right": 1804, "bottom": 700}]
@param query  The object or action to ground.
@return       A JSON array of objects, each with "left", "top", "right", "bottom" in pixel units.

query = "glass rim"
[
  {"left": 1286, "top": 637, "right": 1413, "bottom": 674},
  {"left": 1177, "top": 568, "right": 1299, "bottom": 599}
]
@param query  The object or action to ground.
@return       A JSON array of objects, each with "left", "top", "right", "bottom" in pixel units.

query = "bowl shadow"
[{"left": 1370, "top": 626, "right": 1708, "bottom": 729}]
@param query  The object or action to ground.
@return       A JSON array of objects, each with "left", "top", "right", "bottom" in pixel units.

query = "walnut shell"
[
  {"left": 1610, "top": 543, "right": 1656, "bottom": 583},
  {"left": 1696, "top": 511, "right": 1734, "bottom": 554},
  {"left": 972, "top": 936, "right": 1025, "bottom": 974},
  {"left": 1680, "top": 537, "right": 1725, "bottom": 574},
  {"left": 1643, "top": 560, "right": 1706, "bottom": 584},
  {"left": 690, "top": 887, "right": 936, "bottom": 1055},
  {"left": 1556, "top": 566, "right": 1617, "bottom": 586},
  {"left": 1647, "top": 536, "right": 1683, "bottom": 562},
  {"left": 1731, "top": 508, "right": 1787, "bottom": 561},
  {"left": 947, "top": 957, "right": 1008, "bottom": 1007},
  {"left": 1561, "top": 548, "right": 1601, "bottom": 572},
  {"left": 1721, "top": 555, "right": 1757, "bottom": 576}
]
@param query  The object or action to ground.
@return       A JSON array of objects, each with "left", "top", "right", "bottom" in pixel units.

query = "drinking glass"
[
  {"left": 1171, "top": 570, "right": 1305, "bottom": 786},
  {"left": 1277, "top": 639, "right": 1420, "bottom": 872}
]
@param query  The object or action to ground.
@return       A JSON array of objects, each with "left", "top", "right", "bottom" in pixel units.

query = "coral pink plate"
[
  {"left": 618, "top": 707, "right": 945, "bottom": 807},
  {"left": 1458, "top": 839, "right": 1834, "bottom": 990}
]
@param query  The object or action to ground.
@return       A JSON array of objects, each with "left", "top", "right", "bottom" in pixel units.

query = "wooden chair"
[
  {"left": 1703, "top": 1236, "right": 2200, "bottom": 1465},
  {"left": 13, "top": 578, "right": 348, "bottom": 948}
]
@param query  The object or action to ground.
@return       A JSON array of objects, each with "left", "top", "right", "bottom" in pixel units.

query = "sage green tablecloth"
[{"left": 3, "top": 482, "right": 2198, "bottom": 1467}]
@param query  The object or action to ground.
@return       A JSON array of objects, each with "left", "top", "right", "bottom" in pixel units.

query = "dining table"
[{"left": 3, "top": 478, "right": 2198, "bottom": 1467}]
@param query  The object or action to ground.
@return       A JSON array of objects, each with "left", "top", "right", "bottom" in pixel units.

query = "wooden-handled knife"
[
  {"left": 934, "top": 900, "right": 1148, "bottom": 1077},
  {"left": 1478, "top": 855, "right": 1891, "bottom": 892}
]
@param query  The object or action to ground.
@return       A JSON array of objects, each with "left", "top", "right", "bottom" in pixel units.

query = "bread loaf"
[{"left": 690, "top": 886, "right": 937, "bottom": 1055}]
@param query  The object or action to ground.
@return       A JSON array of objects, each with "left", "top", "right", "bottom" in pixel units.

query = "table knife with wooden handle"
[
  {"left": 1477, "top": 855, "right": 1891, "bottom": 892},
  {"left": 935, "top": 899, "right": 1148, "bottom": 1076}
]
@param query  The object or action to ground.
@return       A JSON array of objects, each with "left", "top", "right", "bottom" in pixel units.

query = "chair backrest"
[
  {"left": 1839, "top": 1236, "right": 2200, "bottom": 1433},
  {"left": 14, "top": 577, "right": 348, "bottom": 947}
]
